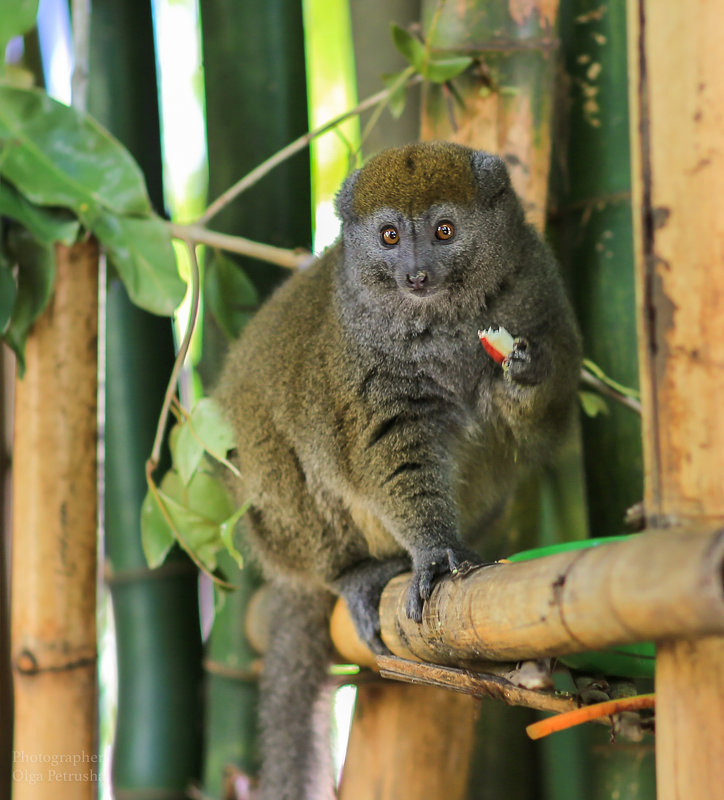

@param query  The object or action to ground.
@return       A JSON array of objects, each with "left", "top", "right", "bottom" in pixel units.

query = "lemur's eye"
[
  {"left": 435, "top": 221, "right": 455, "bottom": 240},
  {"left": 381, "top": 225, "right": 399, "bottom": 246}
]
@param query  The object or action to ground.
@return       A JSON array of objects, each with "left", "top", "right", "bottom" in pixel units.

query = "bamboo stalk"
[
  {"left": 11, "top": 240, "right": 99, "bottom": 797},
  {"left": 627, "top": 2, "right": 724, "bottom": 797},
  {"left": 329, "top": 526, "right": 724, "bottom": 667},
  {"left": 338, "top": 682, "right": 477, "bottom": 800},
  {"left": 420, "top": 0, "right": 560, "bottom": 231}
]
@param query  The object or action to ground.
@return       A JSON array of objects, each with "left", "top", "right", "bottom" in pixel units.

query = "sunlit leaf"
[
  {"left": 579, "top": 390, "right": 610, "bottom": 418},
  {"left": 174, "top": 422, "right": 204, "bottom": 487},
  {"left": 187, "top": 470, "right": 235, "bottom": 524},
  {"left": 94, "top": 211, "right": 185, "bottom": 316},
  {"left": 204, "top": 251, "right": 258, "bottom": 339},
  {"left": 0, "top": 179, "right": 79, "bottom": 245},
  {"left": 175, "top": 397, "right": 236, "bottom": 485},
  {"left": 0, "top": 86, "right": 151, "bottom": 219},
  {"left": 0, "top": 0, "right": 39, "bottom": 59},
  {"left": 219, "top": 501, "right": 249, "bottom": 569},
  {"left": 141, "top": 487, "right": 176, "bottom": 568},
  {"left": 389, "top": 23, "right": 471, "bottom": 84},
  {"left": 390, "top": 23, "right": 426, "bottom": 72},
  {"left": 424, "top": 56, "right": 473, "bottom": 84},
  {"left": 382, "top": 70, "right": 409, "bottom": 119}
]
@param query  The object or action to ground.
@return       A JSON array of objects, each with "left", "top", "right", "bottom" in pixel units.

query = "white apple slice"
[{"left": 478, "top": 326, "right": 515, "bottom": 364}]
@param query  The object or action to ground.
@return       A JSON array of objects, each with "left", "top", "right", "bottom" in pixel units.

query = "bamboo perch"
[{"left": 328, "top": 526, "right": 724, "bottom": 668}]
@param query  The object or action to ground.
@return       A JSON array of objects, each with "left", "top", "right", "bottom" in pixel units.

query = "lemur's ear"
[
  {"left": 470, "top": 150, "right": 512, "bottom": 200},
  {"left": 335, "top": 169, "right": 361, "bottom": 225}
]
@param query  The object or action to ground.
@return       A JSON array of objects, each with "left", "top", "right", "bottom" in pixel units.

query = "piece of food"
[{"left": 478, "top": 326, "right": 515, "bottom": 364}]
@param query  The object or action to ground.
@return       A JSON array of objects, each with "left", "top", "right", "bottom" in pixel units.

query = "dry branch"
[{"left": 377, "top": 656, "right": 576, "bottom": 716}]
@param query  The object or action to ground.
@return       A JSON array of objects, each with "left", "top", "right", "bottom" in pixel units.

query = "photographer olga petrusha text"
[{"left": 13, "top": 750, "right": 100, "bottom": 784}]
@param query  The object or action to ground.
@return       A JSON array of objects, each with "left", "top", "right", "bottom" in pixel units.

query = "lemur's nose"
[{"left": 406, "top": 271, "right": 428, "bottom": 291}]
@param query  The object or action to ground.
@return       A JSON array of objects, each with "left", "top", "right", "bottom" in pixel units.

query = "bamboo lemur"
[{"left": 215, "top": 141, "right": 582, "bottom": 799}]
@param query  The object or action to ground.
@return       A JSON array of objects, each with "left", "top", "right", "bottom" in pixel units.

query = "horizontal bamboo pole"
[{"left": 330, "top": 526, "right": 724, "bottom": 667}]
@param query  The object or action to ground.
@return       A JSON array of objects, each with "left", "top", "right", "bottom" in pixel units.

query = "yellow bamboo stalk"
[
  {"left": 627, "top": 1, "right": 724, "bottom": 797},
  {"left": 11, "top": 241, "right": 99, "bottom": 797}
]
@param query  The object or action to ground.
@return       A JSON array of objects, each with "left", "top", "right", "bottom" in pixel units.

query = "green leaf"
[
  {"left": 219, "top": 501, "right": 249, "bottom": 570},
  {"left": 187, "top": 469, "right": 235, "bottom": 524},
  {"left": 143, "top": 468, "right": 237, "bottom": 573},
  {"left": 204, "top": 251, "right": 258, "bottom": 339},
  {"left": 424, "top": 56, "right": 473, "bottom": 84},
  {"left": 382, "top": 70, "right": 409, "bottom": 119},
  {"left": 140, "top": 487, "right": 176, "bottom": 568},
  {"left": 0, "top": 179, "right": 79, "bottom": 245},
  {"left": 1, "top": 225, "right": 55, "bottom": 373},
  {"left": 0, "top": 86, "right": 151, "bottom": 220},
  {"left": 175, "top": 397, "right": 236, "bottom": 485},
  {"left": 0, "top": 0, "right": 38, "bottom": 58},
  {"left": 389, "top": 23, "right": 471, "bottom": 84},
  {"left": 579, "top": 390, "right": 610, "bottom": 418},
  {"left": 174, "top": 421, "right": 204, "bottom": 487},
  {"left": 0, "top": 261, "right": 16, "bottom": 331},
  {"left": 94, "top": 211, "right": 185, "bottom": 316},
  {"left": 189, "top": 397, "right": 236, "bottom": 459},
  {"left": 390, "top": 23, "right": 426, "bottom": 72}
]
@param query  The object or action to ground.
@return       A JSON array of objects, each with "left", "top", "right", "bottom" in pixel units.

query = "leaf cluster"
[
  {"left": 142, "top": 398, "right": 246, "bottom": 584},
  {"left": 0, "top": 83, "right": 185, "bottom": 370}
]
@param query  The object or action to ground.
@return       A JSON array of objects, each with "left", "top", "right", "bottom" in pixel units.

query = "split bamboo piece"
[
  {"left": 330, "top": 526, "right": 724, "bottom": 667},
  {"left": 627, "top": 2, "right": 724, "bottom": 798},
  {"left": 10, "top": 241, "right": 99, "bottom": 797}
]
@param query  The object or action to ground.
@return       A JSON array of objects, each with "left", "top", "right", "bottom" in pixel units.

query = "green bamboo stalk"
[
  {"left": 545, "top": 2, "right": 654, "bottom": 799},
  {"left": 550, "top": 0, "right": 643, "bottom": 540},
  {"left": 198, "top": 0, "right": 311, "bottom": 793},
  {"left": 88, "top": 2, "right": 203, "bottom": 796}
]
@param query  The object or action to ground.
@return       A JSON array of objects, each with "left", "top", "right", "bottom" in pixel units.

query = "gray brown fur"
[{"left": 215, "top": 141, "right": 582, "bottom": 799}]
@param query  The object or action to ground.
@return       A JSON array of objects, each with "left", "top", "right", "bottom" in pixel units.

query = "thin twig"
[
  {"left": 147, "top": 240, "right": 201, "bottom": 475},
  {"left": 197, "top": 75, "right": 422, "bottom": 226},
  {"left": 580, "top": 366, "right": 642, "bottom": 415},
  {"left": 169, "top": 223, "right": 312, "bottom": 269}
]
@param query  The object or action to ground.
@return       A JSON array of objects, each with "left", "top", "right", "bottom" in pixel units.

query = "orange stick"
[{"left": 526, "top": 693, "right": 656, "bottom": 740}]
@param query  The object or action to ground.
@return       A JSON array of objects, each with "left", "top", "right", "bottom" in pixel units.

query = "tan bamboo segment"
[
  {"left": 419, "top": 0, "right": 560, "bottom": 231},
  {"left": 329, "top": 525, "right": 724, "bottom": 667},
  {"left": 627, "top": 2, "right": 724, "bottom": 798},
  {"left": 11, "top": 241, "right": 99, "bottom": 797},
  {"left": 338, "top": 682, "right": 476, "bottom": 800}
]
